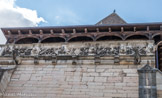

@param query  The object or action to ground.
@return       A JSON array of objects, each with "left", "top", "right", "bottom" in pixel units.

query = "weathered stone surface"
[
  {"left": 138, "top": 63, "right": 158, "bottom": 98},
  {"left": 0, "top": 62, "right": 141, "bottom": 98},
  {"left": 1, "top": 41, "right": 154, "bottom": 57},
  {"left": 0, "top": 40, "right": 157, "bottom": 98}
]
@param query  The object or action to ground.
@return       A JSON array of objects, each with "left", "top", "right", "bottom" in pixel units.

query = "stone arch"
[{"left": 155, "top": 41, "right": 162, "bottom": 71}]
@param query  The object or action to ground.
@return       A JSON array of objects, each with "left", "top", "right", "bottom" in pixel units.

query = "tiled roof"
[{"left": 96, "top": 12, "right": 127, "bottom": 25}]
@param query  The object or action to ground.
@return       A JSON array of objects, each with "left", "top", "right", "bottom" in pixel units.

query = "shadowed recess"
[
  {"left": 96, "top": 36, "right": 122, "bottom": 41},
  {"left": 126, "top": 35, "right": 149, "bottom": 40},
  {"left": 41, "top": 37, "right": 65, "bottom": 43},
  {"left": 15, "top": 38, "right": 39, "bottom": 44},
  {"left": 68, "top": 36, "right": 93, "bottom": 42},
  {"left": 153, "top": 35, "right": 161, "bottom": 44}
]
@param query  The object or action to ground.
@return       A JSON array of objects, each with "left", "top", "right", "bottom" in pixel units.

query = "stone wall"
[
  {"left": 0, "top": 40, "right": 156, "bottom": 98},
  {"left": 3, "top": 60, "right": 140, "bottom": 98},
  {"left": 0, "top": 70, "right": 13, "bottom": 96},
  {"left": 156, "top": 71, "right": 162, "bottom": 98}
]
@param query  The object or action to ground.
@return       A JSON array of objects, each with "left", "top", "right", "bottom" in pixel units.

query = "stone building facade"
[{"left": 0, "top": 12, "right": 162, "bottom": 98}]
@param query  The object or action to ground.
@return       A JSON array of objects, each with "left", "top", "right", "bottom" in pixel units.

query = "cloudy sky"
[{"left": 0, "top": 0, "right": 162, "bottom": 44}]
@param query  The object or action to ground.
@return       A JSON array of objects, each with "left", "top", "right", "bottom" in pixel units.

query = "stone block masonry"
[
  {"left": 3, "top": 62, "right": 139, "bottom": 98},
  {"left": 156, "top": 71, "right": 162, "bottom": 98},
  {"left": 0, "top": 71, "right": 12, "bottom": 96}
]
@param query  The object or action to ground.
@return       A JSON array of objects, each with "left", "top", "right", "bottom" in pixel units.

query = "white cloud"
[
  {"left": 0, "top": 0, "right": 45, "bottom": 44},
  {"left": 54, "top": 8, "right": 81, "bottom": 25}
]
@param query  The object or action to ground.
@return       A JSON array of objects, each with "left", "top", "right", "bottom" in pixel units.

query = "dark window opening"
[
  {"left": 153, "top": 35, "right": 160, "bottom": 44},
  {"left": 15, "top": 38, "right": 38, "bottom": 44},
  {"left": 157, "top": 44, "right": 162, "bottom": 71},
  {"left": 41, "top": 37, "right": 65, "bottom": 43},
  {"left": 126, "top": 35, "right": 148, "bottom": 40},
  {"left": 97, "top": 36, "right": 122, "bottom": 41},
  {"left": 68, "top": 36, "right": 93, "bottom": 42}
]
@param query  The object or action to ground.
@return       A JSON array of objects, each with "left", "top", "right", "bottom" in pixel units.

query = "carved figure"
[{"left": 134, "top": 47, "right": 141, "bottom": 65}]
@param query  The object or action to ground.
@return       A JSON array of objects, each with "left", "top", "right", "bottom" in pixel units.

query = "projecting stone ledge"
[{"left": 0, "top": 66, "right": 16, "bottom": 96}]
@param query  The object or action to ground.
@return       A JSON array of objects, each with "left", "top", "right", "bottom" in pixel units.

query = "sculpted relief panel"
[{"left": 0, "top": 41, "right": 155, "bottom": 57}]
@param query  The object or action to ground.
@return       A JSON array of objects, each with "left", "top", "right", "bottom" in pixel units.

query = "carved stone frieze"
[{"left": 0, "top": 41, "right": 155, "bottom": 57}]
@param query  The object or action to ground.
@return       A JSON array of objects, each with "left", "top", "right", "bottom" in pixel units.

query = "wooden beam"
[
  {"left": 61, "top": 29, "right": 65, "bottom": 33},
  {"left": 160, "top": 25, "right": 162, "bottom": 30},
  {"left": 134, "top": 27, "right": 136, "bottom": 32},
  {"left": 96, "top": 28, "right": 99, "bottom": 32},
  {"left": 73, "top": 29, "right": 76, "bottom": 33},
  {"left": 18, "top": 30, "right": 21, "bottom": 35},
  {"left": 39, "top": 30, "right": 43, "bottom": 34},
  {"left": 147, "top": 26, "right": 150, "bottom": 31},
  {"left": 84, "top": 28, "right": 88, "bottom": 33},
  {"left": 7, "top": 30, "right": 11, "bottom": 35},
  {"left": 121, "top": 27, "right": 124, "bottom": 32},
  {"left": 29, "top": 30, "right": 32, "bottom": 34},
  {"left": 108, "top": 27, "right": 111, "bottom": 32},
  {"left": 50, "top": 29, "right": 54, "bottom": 34}
]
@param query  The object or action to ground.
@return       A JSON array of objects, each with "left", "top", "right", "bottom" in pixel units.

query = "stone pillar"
[{"left": 138, "top": 62, "right": 158, "bottom": 98}]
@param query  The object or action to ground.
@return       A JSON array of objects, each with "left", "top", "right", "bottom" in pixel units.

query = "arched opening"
[
  {"left": 15, "top": 38, "right": 39, "bottom": 44},
  {"left": 68, "top": 36, "right": 93, "bottom": 42},
  {"left": 153, "top": 35, "right": 160, "bottom": 44},
  {"left": 157, "top": 43, "right": 162, "bottom": 71},
  {"left": 126, "top": 35, "right": 148, "bottom": 40},
  {"left": 41, "top": 37, "right": 65, "bottom": 43},
  {"left": 96, "top": 36, "right": 122, "bottom": 41}
]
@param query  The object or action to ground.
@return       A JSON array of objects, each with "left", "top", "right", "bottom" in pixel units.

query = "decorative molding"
[{"left": 0, "top": 41, "right": 154, "bottom": 57}]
